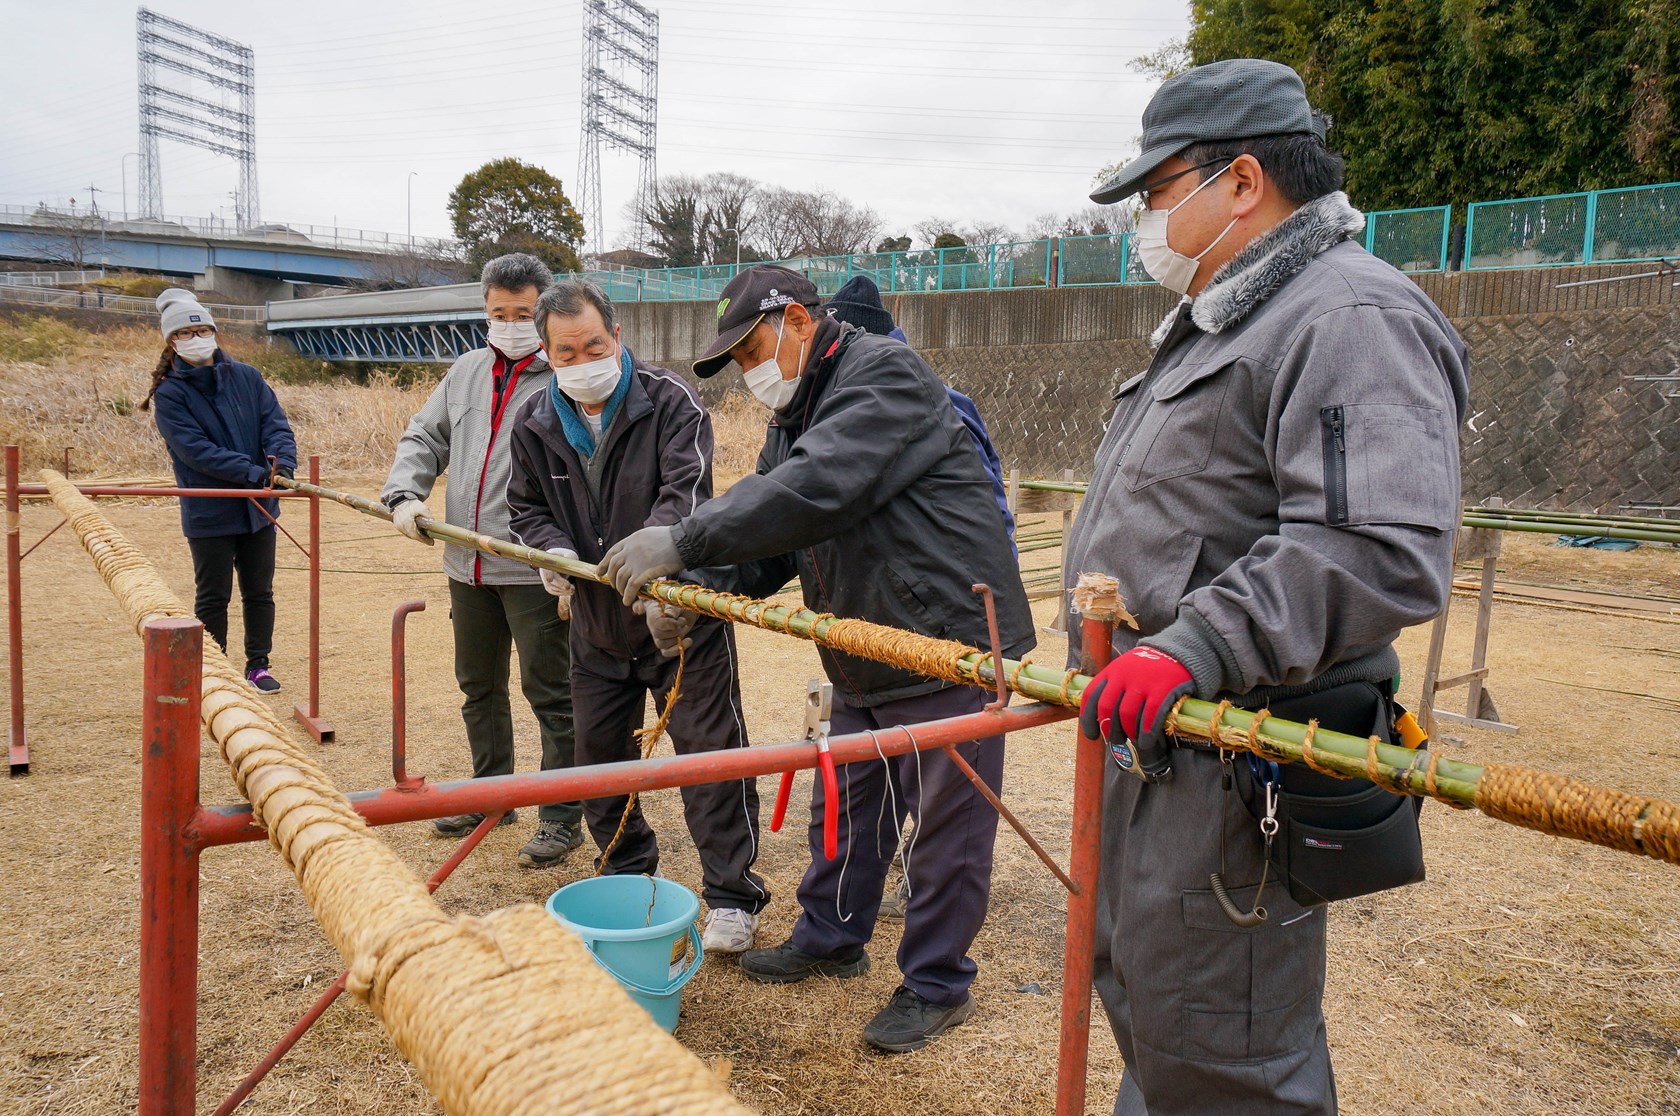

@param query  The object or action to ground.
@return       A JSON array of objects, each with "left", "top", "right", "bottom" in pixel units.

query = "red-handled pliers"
[{"left": 770, "top": 680, "right": 839, "bottom": 859}]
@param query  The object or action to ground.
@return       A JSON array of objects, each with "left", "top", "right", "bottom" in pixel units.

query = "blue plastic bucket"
[{"left": 545, "top": 875, "right": 703, "bottom": 1033}]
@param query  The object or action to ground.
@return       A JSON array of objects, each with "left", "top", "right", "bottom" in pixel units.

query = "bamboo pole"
[{"left": 275, "top": 476, "right": 1680, "bottom": 867}]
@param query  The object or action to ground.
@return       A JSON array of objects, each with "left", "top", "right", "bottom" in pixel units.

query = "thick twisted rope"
[{"left": 43, "top": 471, "right": 745, "bottom": 1116}]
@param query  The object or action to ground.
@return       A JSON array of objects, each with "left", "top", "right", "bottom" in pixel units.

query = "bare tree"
[
  {"left": 26, "top": 204, "right": 103, "bottom": 270},
  {"left": 347, "top": 242, "right": 472, "bottom": 292},
  {"left": 1025, "top": 203, "right": 1137, "bottom": 240}
]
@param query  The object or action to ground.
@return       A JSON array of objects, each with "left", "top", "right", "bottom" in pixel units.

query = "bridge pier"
[{"left": 198, "top": 266, "right": 295, "bottom": 305}]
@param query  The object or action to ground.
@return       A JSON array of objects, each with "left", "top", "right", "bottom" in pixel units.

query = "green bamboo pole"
[
  {"left": 275, "top": 475, "right": 1680, "bottom": 866},
  {"left": 1461, "top": 516, "right": 1680, "bottom": 545},
  {"left": 1464, "top": 506, "right": 1680, "bottom": 529}
]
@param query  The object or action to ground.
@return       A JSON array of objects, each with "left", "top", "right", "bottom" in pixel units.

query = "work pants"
[
  {"left": 789, "top": 684, "right": 1003, "bottom": 1006},
  {"left": 572, "top": 624, "right": 768, "bottom": 913},
  {"left": 187, "top": 527, "right": 276, "bottom": 672},
  {"left": 1095, "top": 682, "right": 1398, "bottom": 1115},
  {"left": 448, "top": 579, "right": 580, "bottom": 826}
]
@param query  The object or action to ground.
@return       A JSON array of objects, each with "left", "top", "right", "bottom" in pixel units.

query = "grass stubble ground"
[{"left": 1, "top": 320, "right": 1677, "bottom": 1114}]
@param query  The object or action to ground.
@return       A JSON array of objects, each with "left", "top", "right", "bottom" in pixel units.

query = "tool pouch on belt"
[{"left": 1235, "top": 680, "right": 1426, "bottom": 906}]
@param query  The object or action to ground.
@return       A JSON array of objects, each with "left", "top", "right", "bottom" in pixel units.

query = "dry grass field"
[{"left": 1, "top": 316, "right": 1678, "bottom": 1114}]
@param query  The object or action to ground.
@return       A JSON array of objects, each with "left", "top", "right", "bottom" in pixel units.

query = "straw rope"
[
  {"left": 1475, "top": 765, "right": 1680, "bottom": 864},
  {"left": 42, "top": 471, "right": 746, "bottom": 1116}
]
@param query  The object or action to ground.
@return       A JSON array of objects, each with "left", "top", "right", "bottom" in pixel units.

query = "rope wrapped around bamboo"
[
  {"left": 270, "top": 474, "right": 1680, "bottom": 869},
  {"left": 42, "top": 471, "right": 746, "bottom": 1116},
  {"left": 1474, "top": 765, "right": 1680, "bottom": 865}
]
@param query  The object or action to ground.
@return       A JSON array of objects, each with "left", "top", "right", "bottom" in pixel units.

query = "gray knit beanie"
[{"left": 156, "top": 288, "right": 216, "bottom": 339}]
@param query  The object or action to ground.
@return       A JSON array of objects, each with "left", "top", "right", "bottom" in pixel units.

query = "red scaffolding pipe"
[
  {"left": 6, "top": 446, "right": 27, "bottom": 776},
  {"left": 138, "top": 618, "right": 204, "bottom": 1116},
  {"left": 188, "top": 701, "right": 1078, "bottom": 849},
  {"left": 292, "top": 456, "right": 334, "bottom": 742},
  {"left": 15, "top": 485, "right": 304, "bottom": 498}
]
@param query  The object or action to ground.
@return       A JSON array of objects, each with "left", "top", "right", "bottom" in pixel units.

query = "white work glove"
[
  {"left": 391, "top": 499, "right": 435, "bottom": 545},
  {"left": 541, "top": 548, "right": 578, "bottom": 620},
  {"left": 640, "top": 600, "right": 698, "bottom": 659}
]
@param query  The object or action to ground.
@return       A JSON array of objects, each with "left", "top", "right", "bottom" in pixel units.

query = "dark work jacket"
[
  {"left": 151, "top": 351, "right": 297, "bottom": 538},
  {"left": 505, "top": 350, "right": 727, "bottom": 679},
  {"left": 674, "top": 321, "right": 1034, "bottom": 707}
]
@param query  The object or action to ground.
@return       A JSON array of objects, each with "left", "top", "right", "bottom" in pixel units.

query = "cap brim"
[
  {"left": 692, "top": 313, "right": 764, "bottom": 379},
  {"left": 1089, "top": 142, "right": 1183, "bottom": 205}
]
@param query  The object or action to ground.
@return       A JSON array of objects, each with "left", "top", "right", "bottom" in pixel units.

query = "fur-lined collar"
[{"left": 1149, "top": 191, "right": 1365, "bottom": 346}]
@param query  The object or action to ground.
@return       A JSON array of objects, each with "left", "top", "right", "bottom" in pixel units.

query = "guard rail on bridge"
[{"left": 0, "top": 203, "right": 457, "bottom": 257}]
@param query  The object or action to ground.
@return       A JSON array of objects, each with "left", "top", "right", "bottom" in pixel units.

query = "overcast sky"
[{"left": 0, "top": 0, "right": 1185, "bottom": 250}]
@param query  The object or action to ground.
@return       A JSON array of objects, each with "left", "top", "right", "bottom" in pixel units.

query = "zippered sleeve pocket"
[
  {"left": 1320, "top": 406, "right": 1350, "bottom": 526},
  {"left": 1317, "top": 402, "right": 1458, "bottom": 530}
]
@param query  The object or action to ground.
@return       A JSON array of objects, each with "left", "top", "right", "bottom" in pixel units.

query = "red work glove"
[{"left": 1078, "top": 646, "right": 1194, "bottom": 782}]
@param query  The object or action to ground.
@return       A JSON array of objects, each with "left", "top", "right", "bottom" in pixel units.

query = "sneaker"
[
  {"left": 431, "top": 810, "right": 518, "bottom": 838},
  {"left": 739, "top": 939, "right": 869, "bottom": 984},
  {"left": 863, "top": 986, "right": 975, "bottom": 1053},
  {"left": 878, "top": 874, "right": 910, "bottom": 921},
  {"left": 701, "top": 908, "right": 759, "bottom": 953},
  {"left": 517, "top": 820, "right": 585, "bottom": 868},
  {"left": 246, "top": 667, "right": 282, "bottom": 694}
]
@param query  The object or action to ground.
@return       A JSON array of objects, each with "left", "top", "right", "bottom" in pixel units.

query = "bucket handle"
[{"left": 592, "top": 922, "right": 705, "bottom": 1000}]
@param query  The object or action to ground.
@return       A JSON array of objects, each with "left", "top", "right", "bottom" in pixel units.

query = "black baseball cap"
[
  {"left": 693, "top": 265, "right": 821, "bottom": 378},
  {"left": 1090, "top": 58, "right": 1327, "bottom": 204}
]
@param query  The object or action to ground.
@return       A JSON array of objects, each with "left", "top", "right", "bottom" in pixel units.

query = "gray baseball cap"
[{"left": 1090, "top": 58, "right": 1326, "bottom": 204}]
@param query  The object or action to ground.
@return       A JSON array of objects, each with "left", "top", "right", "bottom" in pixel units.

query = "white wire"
[{"left": 833, "top": 760, "right": 856, "bottom": 926}]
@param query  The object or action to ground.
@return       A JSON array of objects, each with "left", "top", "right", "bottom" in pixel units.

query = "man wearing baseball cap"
[
  {"left": 1066, "top": 59, "right": 1468, "bottom": 1112},
  {"left": 601, "top": 264, "right": 1033, "bottom": 1053}
]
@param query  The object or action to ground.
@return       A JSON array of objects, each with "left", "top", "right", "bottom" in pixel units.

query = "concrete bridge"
[{"left": 0, "top": 204, "right": 457, "bottom": 302}]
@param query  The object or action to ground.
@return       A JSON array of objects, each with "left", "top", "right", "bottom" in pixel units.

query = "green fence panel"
[
  {"left": 1466, "top": 192, "right": 1590, "bottom": 269},
  {"left": 1363, "top": 206, "right": 1450, "bottom": 272},
  {"left": 1588, "top": 181, "right": 1680, "bottom": 263},
  {"left": 1057, "top": 233, "right": 1127, "bottom": 286}
]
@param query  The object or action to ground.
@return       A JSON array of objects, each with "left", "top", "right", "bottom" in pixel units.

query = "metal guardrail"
[
  {"left": 0, "top": 283, "right": 265, "bottom": 321},
  {"left": 0, "top": 270, "right": 109, "bottom": 287},
  {"left": 0, "top": 203, "right": 458, "bottom": 257}
]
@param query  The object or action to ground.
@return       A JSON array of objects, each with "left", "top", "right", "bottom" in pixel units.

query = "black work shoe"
[
  {"left": 517, "top": 820, "right": 585, "bottom": 868},
  {"left": 738, "top": 939, "right": 869, "bottom": 984},
  {"left": 431, "top": 810, "right": 518, "bottom": 838},
  {"left": 863, "top": 986, "right": 975, "bottom": 1052}
]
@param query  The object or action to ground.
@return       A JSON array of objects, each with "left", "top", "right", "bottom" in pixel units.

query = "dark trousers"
[
  {"left": 186, "top": 527, "right": 276, "bottom": 672},
  {"left": 789, "top": 685, "right": 1002, "bottom": 1006},
  {"left": 572, "top": 624, "right": 768, "bottom": 913},
  {"left": 448, "top": 579, "right": 580, "bottom": 826},
  {"left": 1093, "top": 682, "right": 1396, "bottom": 1116}
]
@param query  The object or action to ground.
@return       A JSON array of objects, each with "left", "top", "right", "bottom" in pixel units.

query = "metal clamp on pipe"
[{"left": 770, "top": 679, "right": 838, "bottom": 859}]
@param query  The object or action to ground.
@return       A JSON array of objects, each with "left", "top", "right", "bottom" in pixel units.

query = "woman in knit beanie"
[{"left": 144, "top": 288, "right": 298, "bottom": 693}]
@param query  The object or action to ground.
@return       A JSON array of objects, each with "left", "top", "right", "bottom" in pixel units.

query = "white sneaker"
[{"left": 701, "top": 907, "right": 759, "bottom": 953}]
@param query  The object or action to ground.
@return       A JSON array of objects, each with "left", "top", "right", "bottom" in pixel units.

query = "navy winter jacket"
[{"left": 151, "top": 351, "right": 297, "bottom": 538}]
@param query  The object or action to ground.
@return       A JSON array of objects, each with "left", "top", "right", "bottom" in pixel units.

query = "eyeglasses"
[
  {"left": 1139, "top": 158, "right": 1234, "bottom": 207},
  {"left": 172, "top": 326, "right": 216, "bottom": 339}
]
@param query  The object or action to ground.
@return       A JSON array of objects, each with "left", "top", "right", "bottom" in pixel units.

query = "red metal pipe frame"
[
  {"left": 391, "top": 599, "right": 426, "bottom": 788},
  {"left": 15, "top": 485, "right": 305, "bottom": 498},
  {"left": 292, "top": 456, "right": 335, "bottom": 743},
  {"left": 187, "top": 702, "right": 1076, "bottom": 849},
  {"left": 1055, "top": 613, "right": 1115, "bottom": 1116},
  {"left": 7, "top": 446, "right": 27, "bottom": 776},
  {"left": 139, "top": 618, "right": 205, "bottom": 1116}
]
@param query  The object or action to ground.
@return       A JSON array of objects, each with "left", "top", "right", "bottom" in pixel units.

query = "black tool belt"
[{"left": 1220, "top": 678, "right": 1427, "bottom": 907}]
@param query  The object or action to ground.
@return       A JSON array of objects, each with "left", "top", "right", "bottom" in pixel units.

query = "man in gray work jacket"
[
  {"left": 382, "top": 253, "right": 583, "bottom": 868},
  {"left": 601, "top": 265, "right": 1032, "bottom": 1054},
  {"left": 1067, "top": 61, "right": 1468, "bottom": 1114}
]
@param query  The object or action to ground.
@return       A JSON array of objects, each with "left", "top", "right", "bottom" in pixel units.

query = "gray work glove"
[
  {"left": 599, "top": 524, "right": 684, "bottom": 605},
  {"left": 391, "top": 498, "right": 435, "bottom": 545},
  {"left": 540, "top": 547, "right": 578, "bottom": 620},
  {"left": 640, "top": 600, "right": 698, "bottom": 658}
]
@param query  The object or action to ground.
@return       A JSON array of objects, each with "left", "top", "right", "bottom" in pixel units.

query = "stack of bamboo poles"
[
  {"left": 44, "top": 472, "right": 745, "bottom": 1116},
  {"left": 278, "top": 475, "right": 1680, "bottom": 868}
]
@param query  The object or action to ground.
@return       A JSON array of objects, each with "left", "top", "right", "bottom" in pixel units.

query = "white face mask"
[
  {"left": 1134, "top": 163, "right": 1239, "bottom": 296},
  {"left": 173, "top": 334, "right": 217, "bottom": 364},
  {"left": 486, "top": 319, "right": 541, "bottom": 359},
  {"left": 553, "top": 344, "right": 623, "bottom": 406},
  {"left": 742, "top": 314, "right": 805, "bottom": 411}
]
